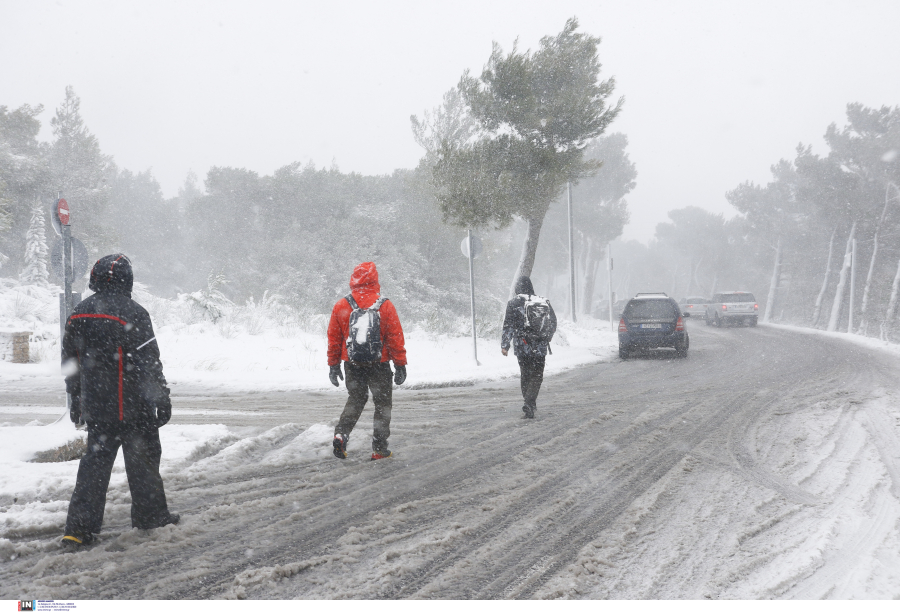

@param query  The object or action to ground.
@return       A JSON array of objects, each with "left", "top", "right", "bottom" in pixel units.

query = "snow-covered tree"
[
  {"left": 20, "top": 200, "right": 49, "bottom": 285},
  {"left": 49, "top": 86, "right": 114, "bottom": 254}
]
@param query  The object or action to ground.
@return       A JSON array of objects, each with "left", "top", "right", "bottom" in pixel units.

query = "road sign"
[
  {"left": 57, "top": 198, "right": 70, "bottom": 226},
  {"left": 50, "top": 237, "right": 89, "bottom": 282},
  {"left": 460, "top": 234, "right": 483, "bottom": 259}
]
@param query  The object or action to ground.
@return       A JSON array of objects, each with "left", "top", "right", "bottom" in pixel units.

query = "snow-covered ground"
[
  {"left": 4, "top": 278, "right": 900, "bottom": 599},
  {"left": 0, "top": 279, "right": 617, "bottom": 394}
]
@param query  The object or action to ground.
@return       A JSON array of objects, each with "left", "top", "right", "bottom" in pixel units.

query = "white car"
[
  {"left": 679, "top": 296, "right": 710, "bottom": 320},
  {"left": 705, "top": 291, "right": 759, "bottom": 327}
]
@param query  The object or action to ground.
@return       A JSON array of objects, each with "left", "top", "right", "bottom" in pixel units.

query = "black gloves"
[
  {"left": 69, "top": 394, "right": 82, "bottom": 425},
  {"left": 394, "top": 364, "right": 407, "bottom": 385},
  {"left": 329, "top": 364, "right": 344, "bottom": 387},
  {"left": 156, "top": 401, "right": 172, "bottom": 428}
]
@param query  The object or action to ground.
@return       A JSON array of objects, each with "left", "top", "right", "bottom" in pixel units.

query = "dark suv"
[{"left": 618, "top": 293, "right": 690, "bottom": 359}]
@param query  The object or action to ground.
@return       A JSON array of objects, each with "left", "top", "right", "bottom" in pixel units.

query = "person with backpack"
[
  {"left": 61, "top": 254, "right": 179, "bottom": 548},
  {"left": 501, "top": 275, "right": 557, "bottom": 419},
  {"left": 327, "top": 262, "right": 407, "bottom": 460}
]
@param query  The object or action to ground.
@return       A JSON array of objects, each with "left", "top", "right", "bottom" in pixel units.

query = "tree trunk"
[
  {"left": 812, "top": 227, "right": 837, "bottom": 327},
  {"left": 859, "top": 231, "right": 878, "bottom": 335},
  {"left": 827, "top": 222, "right": 856, "bottom": 332},
  {"left": 763, "top": 236, "right": 783, "bottom": 324},
  {"left": 510, "top": 214, "right": 546, "bottom": 298},
  {"left": 881, "top": 256, "right": 900, "bottom": 340}
]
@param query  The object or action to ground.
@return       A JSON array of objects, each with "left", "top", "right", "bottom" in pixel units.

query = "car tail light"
[
  {"left": 618, "top": 318, "right": 627, "bottom": 332},
  {"left": 754, "top": 304, "right": 759, "bottom": 310},
  {"left": 722, "top": 304, "right": 727, "bottom": 310},
  {"left": 675, "top": 316, "right": 684, "bottom": 331}
]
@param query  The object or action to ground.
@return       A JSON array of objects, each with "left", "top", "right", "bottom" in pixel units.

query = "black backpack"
[
  {"left": 345, "top": 294, "right": 387, "bottom": 362},
  {"left": 518, "top": 294, "right": 555, "bottom": 343}
]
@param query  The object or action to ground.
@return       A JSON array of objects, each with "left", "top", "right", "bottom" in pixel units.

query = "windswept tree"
[{"left": 413, "top": 18, "right": 622, "bottom": 295}]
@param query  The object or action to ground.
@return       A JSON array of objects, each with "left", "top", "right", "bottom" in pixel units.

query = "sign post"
[
  {"left": 461, "top": 233, "right": 482, "bottom": 366},
  {"left": 56, "top": 196, "right": 79, "bottom": 424}
]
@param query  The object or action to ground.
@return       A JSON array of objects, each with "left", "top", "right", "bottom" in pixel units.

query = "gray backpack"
[{"left": 345, "top": 294, "right": 387, "bottom": 362}]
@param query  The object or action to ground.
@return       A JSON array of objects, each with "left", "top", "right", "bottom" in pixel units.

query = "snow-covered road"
[{"left": 2, "top": 324, "right": 900, "bottom": 598}]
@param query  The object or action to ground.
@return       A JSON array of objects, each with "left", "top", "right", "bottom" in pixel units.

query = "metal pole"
[
  {"left": 59, "top": 193, "right": 75, "bottom": 421},
  {"left": 467, "top": 230, "right": 479, "bottom": 365},
  {"left": 607, "top": 243, "right": 614, "bottom": 331},
  {"left": 849, "top": 238, "right": 857, "bottom": 333},
  {"left": 567, "top": 182, "right": 576, "bottom": 322}
]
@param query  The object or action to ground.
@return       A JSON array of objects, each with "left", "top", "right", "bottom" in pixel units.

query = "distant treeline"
[{"left": 619, "top": 103, "right": 900, "bottom": 339}]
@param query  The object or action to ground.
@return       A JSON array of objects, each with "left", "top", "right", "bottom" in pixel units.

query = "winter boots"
[
  {"left": 371, "top": 451, "right": 392, "bottom": 461},
  {"left": 61, "top": 533, "right": 95, "bottom": 549},
  {"left": 333, "top": 434, "right": 348, "bottom": 459}
]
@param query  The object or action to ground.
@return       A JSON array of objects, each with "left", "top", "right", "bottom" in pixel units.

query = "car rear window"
[
  {"left": 685, "top": 298, "right": 708, "bottom": 304},
  {"left": 625, "top": 300, "right": 677, "bottom": 319},
  {"left": 722, "top": 293, "right": 756, "bottom": 303}
]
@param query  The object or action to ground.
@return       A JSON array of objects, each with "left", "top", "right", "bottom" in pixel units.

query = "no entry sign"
[{"left": 57, "top": 198, "right": 70, "bottom": 225}]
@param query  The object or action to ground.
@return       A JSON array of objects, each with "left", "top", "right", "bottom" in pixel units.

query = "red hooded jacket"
[{"left": 327, "top": 262, "right": 407, "bottom": 366}]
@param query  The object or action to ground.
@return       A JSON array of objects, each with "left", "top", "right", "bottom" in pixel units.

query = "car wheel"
[
  {"left": 619, "top": 345, "right": 629, "bottom": 359},
  {"left": 715, "top": 314, "right": 722, "bottom": 327},
  {"left": 675, "top": 336, "right": 689, "bottom": 358},
  {"left": 705, "top": 313, "right": 712, "bottom": 326}
]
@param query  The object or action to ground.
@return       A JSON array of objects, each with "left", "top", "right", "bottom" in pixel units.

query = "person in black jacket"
[
  {"left": 501, "top": 276, "right": 557, "bottom": 419},
  {"left": 61, "top": 254, "right": 179, "bottom": 547}
]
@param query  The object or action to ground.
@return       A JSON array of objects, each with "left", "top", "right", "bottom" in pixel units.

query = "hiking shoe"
[
  {"left": 159, "top": 513, "right": 180, "bottom": 527},
  {"left": 333, "top": 434, "right": 348, "bottom": 459},
  {"left": 370, "top": 451, "right": 392, "bottom": 461},
  {"left": 522, "top": 406, "right": 535, "bottom": 419},
  {"left": 61, "top": 533, "right": 94, "bottom": 548}
]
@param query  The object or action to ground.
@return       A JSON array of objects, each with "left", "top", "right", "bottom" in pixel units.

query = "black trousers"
[
  {"left": 335, "top": 362, "right": 393, "bottom": 453},
  {"left": 518, "top": 355, "right": 546, "bottom": 413},
  {"left": 65, "top": 421, "right": 171, "bottom": 535}
]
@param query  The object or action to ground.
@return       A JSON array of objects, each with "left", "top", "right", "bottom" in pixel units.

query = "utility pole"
[
  {"left": 849, "top": 238, "right": 857, "bottom": 333},
  {"left": 567, "top": 182, "right": 576, "bottom": 322},
  {"left": 607, "top": 243, "right": 614, "bottom": 331},
  {"left": 466, "top": 230, "right": 480, "bottom": 365}
]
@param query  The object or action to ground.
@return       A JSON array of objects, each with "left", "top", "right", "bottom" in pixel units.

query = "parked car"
[
  {"left": 679, "top": 296, "right": 711, "bottom": 320},
  {"left": 705, "top": 291, "right": 759, "bottom": 327},
  {"left": 618, "top": 293, "right": 690, "bottom": 359}
]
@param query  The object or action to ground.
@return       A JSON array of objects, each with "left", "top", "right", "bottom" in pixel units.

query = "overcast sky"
[{"left": 3, "top": 0, "right": 899, "bottom": 242}]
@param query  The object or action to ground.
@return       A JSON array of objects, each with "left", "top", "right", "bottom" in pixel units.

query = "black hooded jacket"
[
  {"left": 501, "top": 276, "right": 558, "bottom": 358},
  {"left": 62, "top": 254, "right": 171, "bottom": 425}
]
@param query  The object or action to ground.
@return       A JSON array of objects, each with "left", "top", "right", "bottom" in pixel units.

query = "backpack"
[
  {"left": 518, "top": 294, "right": 555, "bottom": 344},
  {"left": 345, "top": 294, "right": 388, "bottom": 362}
]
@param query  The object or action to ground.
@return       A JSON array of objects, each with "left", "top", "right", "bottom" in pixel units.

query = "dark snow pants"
[
  {"left": 336, "top": 361, "right": 393, "bottom": 453},
  {"left": 65, "top": 421, "right": 171, "bottom": 536},
  {"left": 518, "top": 355, "right": 546, "bottom": 415}
]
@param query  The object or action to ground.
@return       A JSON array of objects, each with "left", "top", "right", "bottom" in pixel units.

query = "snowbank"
[{"left": 0, "top": 279, "right": 618, "bottom": 393}]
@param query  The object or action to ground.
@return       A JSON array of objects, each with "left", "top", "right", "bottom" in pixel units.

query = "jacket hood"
[
  {"left": 349, "top": 262, "right": 381, "bottom": 305},
  {"left": 514, "top": 275, "right": 535, "bottom": 296},
  {"left": 89, "top": 254, "right": 133, "bottom": 296},
  {"left": 350, "top": 262, "right": 380, "bottom": 292}
]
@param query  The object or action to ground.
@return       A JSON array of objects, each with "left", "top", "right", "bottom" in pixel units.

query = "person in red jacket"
[{"left": 328, "top": 262, "right": 407, "bottom": 460}]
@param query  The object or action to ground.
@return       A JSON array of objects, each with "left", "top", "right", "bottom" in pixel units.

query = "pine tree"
[{"left": 20, "top": 200, "right": 49, "bottom": 285}]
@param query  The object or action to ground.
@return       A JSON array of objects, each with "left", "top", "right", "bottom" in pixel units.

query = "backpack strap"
[
  {"left": 372, "top": 297, "right": 388, "bottom": 311},
  {"left": 344, "top": 293, "right": 359, "bottom": 310}
]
